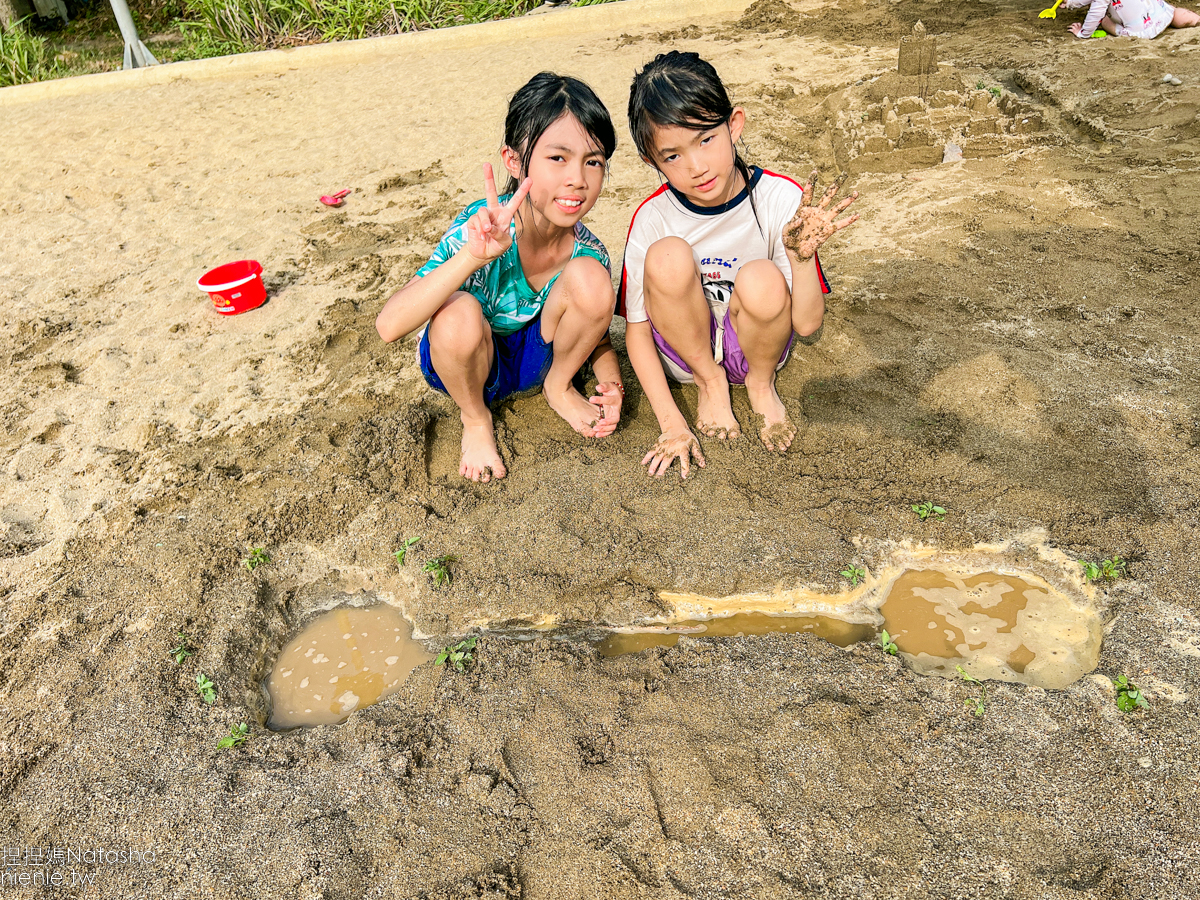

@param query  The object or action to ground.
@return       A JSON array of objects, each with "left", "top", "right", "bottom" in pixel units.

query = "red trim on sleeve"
[
  {"left": 814, "top": 251, "right": 830, "bottom": 293},
  {"left": 616, "top": 184, "right": 670, "bottom": 319},
  {"left": 760, "top": 168, "right": 805, "bottom": 190}
]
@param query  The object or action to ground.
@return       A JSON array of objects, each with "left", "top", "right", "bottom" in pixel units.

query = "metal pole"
[{"left": 108, "top": 0, "right": 158, "bottom": 69}]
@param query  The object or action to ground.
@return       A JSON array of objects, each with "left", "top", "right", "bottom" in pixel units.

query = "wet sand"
[{"left": 2, "top": 0, "right": 1200, "bottom": 896}]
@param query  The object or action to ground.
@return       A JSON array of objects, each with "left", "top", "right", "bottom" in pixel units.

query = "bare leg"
[
  {"left": 729, "top": 259, "right": 796, "bottom": 451},
  {"left": 1099, "top": 14, "right": 1118, "bottom": 32},
  {"left": 1172, "top": 7, "right": 1200, "bottom": 27},
  {"left": 643, "top": 237, "right": 739, "bottom": 439},
  {"left": 426, "top": 291, "right": 505, "bottom": 483},
  {"left": 540, "top": 256, "right": 616, "bottom": 437}
]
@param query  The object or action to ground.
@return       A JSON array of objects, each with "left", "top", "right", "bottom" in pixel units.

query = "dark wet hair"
[
  {"left": 628, "top": 51, "right": 757, "bottom": 219},
  {"left": 503, "top": 72, "right": 617, "bottom": 194}
]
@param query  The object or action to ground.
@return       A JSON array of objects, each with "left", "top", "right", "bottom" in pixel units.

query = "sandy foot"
[
  {"left": 745, "top": 377, "right": 795, "bottom": 452},
  {"left": 544, "top": 385, "right": 600, "bottom": 437},
  {"left": 460, "top": 419, "right": 506, "bottom": 482},
  {"left": 695, "top": 371, "right": 740, "bottom": 439}
]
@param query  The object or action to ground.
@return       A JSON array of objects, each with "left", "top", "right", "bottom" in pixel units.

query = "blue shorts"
[{"left": 419, "top": 316, "right": 553, "bottom": 406}]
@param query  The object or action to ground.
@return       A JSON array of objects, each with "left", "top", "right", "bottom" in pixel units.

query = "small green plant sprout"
[
  {"left": 394, "top": 536, "right": 422, "bottom": 566},
  {"left": 423, "top": 554, "right": 458, "bottom": 587},
  {"left": 988, "top": 86, "right": 1002, "bottom": 98},
  {"left": 957, "top": 665, "right": 988, "bottom": 718},
  {"left": 1113, "top": 675, "right": 1150, "bottom": 713},
  {"left": 217, "top": 722, "right": 250, "bottom": 750},
  {"left": 976, "top": 80, "right": 986, "bottom": 90},
  {"left": 912, "top": 501, "right": 946, "bottom": 521},
  {"left": 196, "top": 673, "right": 216, "bottom": 705},
  {"left": 1080, "top": 556, "right": 1127, "bottom": 583},
  {"left": 169, "top": 632, "right": 193, "bottom": 664},
  {"left": 841, "top": 564, "right": 866, "bottom": 586},
  {"left": 880, "top": 629, "right": 898, "bottom": 656},
  {"left": 243, "top": 547, "right": 270, "bottom": 572},
  {"left": 434, "top": 636, "right": 478, "bottom": 673}
]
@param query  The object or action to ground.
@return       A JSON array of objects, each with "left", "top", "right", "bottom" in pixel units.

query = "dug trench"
[{"left": 3, "top": 3, "right": 1200, "bottom": 898}]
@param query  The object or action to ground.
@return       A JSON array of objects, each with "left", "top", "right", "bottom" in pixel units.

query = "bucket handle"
[{"left": 198, "top": 271, "right": 261, "bottom": 293}]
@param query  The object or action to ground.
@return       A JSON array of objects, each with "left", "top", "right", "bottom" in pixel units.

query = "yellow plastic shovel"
[{"left": 1039, "top": 0, "right": 1064, "bottom": 17}]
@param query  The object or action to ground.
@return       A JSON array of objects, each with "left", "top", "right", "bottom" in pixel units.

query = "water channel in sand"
[
  {"left": 605, "top": 567, "right": 1102, "bottom": 690},
  {"left": 266, "top": 542, "right": 1105, "bottom": 726}
]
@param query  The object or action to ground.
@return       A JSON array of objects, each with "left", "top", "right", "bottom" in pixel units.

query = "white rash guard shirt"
[{"left": 617, "top": 166, "right": 829, "bottom": 325}]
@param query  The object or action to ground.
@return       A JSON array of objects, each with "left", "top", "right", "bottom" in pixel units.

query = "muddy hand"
[
  {"left": 466, "top": 163, "right": 532, "bottom": 264},
  {"left": 588, "top": 382, "right": 623, "bottom": 438},
  {"left": 782, "top": 170, "right": 860, "bottom": 261},
  {"left": 642, "top": 428, "right": 706, "bottom": 479}
]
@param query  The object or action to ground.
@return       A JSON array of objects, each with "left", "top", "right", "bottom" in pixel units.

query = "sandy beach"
[{"left": 2, "top": 0, "right": 1200, "bottom": 896}]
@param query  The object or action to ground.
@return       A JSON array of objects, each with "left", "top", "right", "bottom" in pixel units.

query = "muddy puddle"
[
  {"left": 877, "top": 568, "right": 1100, "bottom": 687},
  {"left": 587, "top": 541, "right": 1104, "bottom": 691},
  {"left": 480, "top": 538, "right": 1103, "bottom": 689},
  {"left": 266, "top": 604, "right": 432, "bottom": 729},
  {"left": 599, "top": 566, "right": 1101, "bottom": 690},
  {"left": 267, "top": 540, "right": 1105, "bottom": 726}
]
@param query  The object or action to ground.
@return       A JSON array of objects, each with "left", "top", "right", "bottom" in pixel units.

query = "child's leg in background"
[
  {"left": 728, "top": 260, "right": 796, "bottom": 452},
  {"left": 643, "top": 237, "right": 740, "bottom": 439},
  {"left": 424, "top": 291, "right": 506, "bottom": 482},
  {"left": 1173, "top": 5, "right": 1200, "bottom": 26},
  {"left": 539, "top": 256, "right": 617, "bottom": 437}
]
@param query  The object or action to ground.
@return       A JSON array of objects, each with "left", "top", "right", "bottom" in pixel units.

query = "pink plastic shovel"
[{"left": 320, "top": 189, "right": 351, "bottom": 207}]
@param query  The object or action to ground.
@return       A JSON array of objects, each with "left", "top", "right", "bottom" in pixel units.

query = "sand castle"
[{"left": 830, "top": 22, "right": 1051, "bottom": 173}]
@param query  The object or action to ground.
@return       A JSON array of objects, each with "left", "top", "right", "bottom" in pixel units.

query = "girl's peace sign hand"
[
  {"left": 465, "top": 163, "right": 532, "bottom": 265},
  {"left": 782, "top": 171, "right": 860, "bottom": 261}
]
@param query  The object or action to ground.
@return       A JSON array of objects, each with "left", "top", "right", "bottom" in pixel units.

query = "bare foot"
[
  {"left": 745, "top": 375, "right": 795, "bottom": 452},
  {"left": 694, "top": 370, "right": 740, "bottom": 439},
  {"left": 543, "top": 384, "right": 600, "bottom": 437},
  {"left": 460, "top": 417, "right": 506, "bottom": 482}
]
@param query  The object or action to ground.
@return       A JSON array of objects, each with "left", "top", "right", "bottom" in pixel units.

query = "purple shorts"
[{"left": 651, "top": 306, "right": 795, "bottom": 385}]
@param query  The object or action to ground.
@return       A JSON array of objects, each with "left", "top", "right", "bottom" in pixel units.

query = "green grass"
[
  {"left": 435, "top": 636, "right": 477, "bottom": 672},
  {"left": 911, "top": 501, "right": 946, "bottom": 522},
  {"left": 1, "top": 18, "right": 58, "bottom": 87},
  {"left": 423, "top": 553, "right": 457, "bottom": 587},
  {"left": 879, "top": 629, "right": 897, "bottom": 656},
  {"left": 957, "top": 665, "right": 987, "bottom": 718},
  {"left": 394, "top": 536, "right": 422, "bottom": 566},
  {"left": 1113, "top": 675, "right": 1149, "bottom": 712},
  {"left": 15, "top": 0, "right": 625, "bottom": 83},
  {"left": 242, "top": 547, "right": 270, "bottom": 571},
  {"left": 840, "top": 564, "right": 865, "bottom": 586},
  {"left": 196, "top": 672, "right": 216, "bottom": 704},
  {"left": 217, "top": 721, "right": 250, "bottom": 748},
  {"left": 177, "top": 0, "right": 606, "bottom": 54},
  {"left": 1079, "top": 556, "right": 1127, "bottom": 583},
  {"left": 169, "top": 631, "right": 193, "bottom": 664}
]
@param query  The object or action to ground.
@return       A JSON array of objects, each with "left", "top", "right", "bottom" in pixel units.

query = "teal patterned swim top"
[{"left": 415, "top": 195, "right": 610, "bottom": 336}]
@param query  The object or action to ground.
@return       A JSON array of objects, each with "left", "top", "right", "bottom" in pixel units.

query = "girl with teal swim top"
[{"left": 376, "top": 73, "right": 623, "bottom": 483}]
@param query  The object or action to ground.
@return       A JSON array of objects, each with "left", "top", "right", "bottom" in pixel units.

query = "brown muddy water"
[
  {"left": 266, "top": 545, "right": 1104, "bottom": 727},
  {"left": 266, "top": 604, "right": 432, "bottom": 728},
  {"left": 597, "top": 567, "right": 1100, "bottom": 690}
]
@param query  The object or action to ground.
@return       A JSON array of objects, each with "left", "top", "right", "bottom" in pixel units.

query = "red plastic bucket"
[{"left": 197, "top": 260, "right": 266, "bottom": 315}]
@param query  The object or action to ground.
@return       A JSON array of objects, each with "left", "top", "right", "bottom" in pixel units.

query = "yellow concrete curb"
[{"left": 0, "top": 0, "right": 750, "bottom": 106}]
